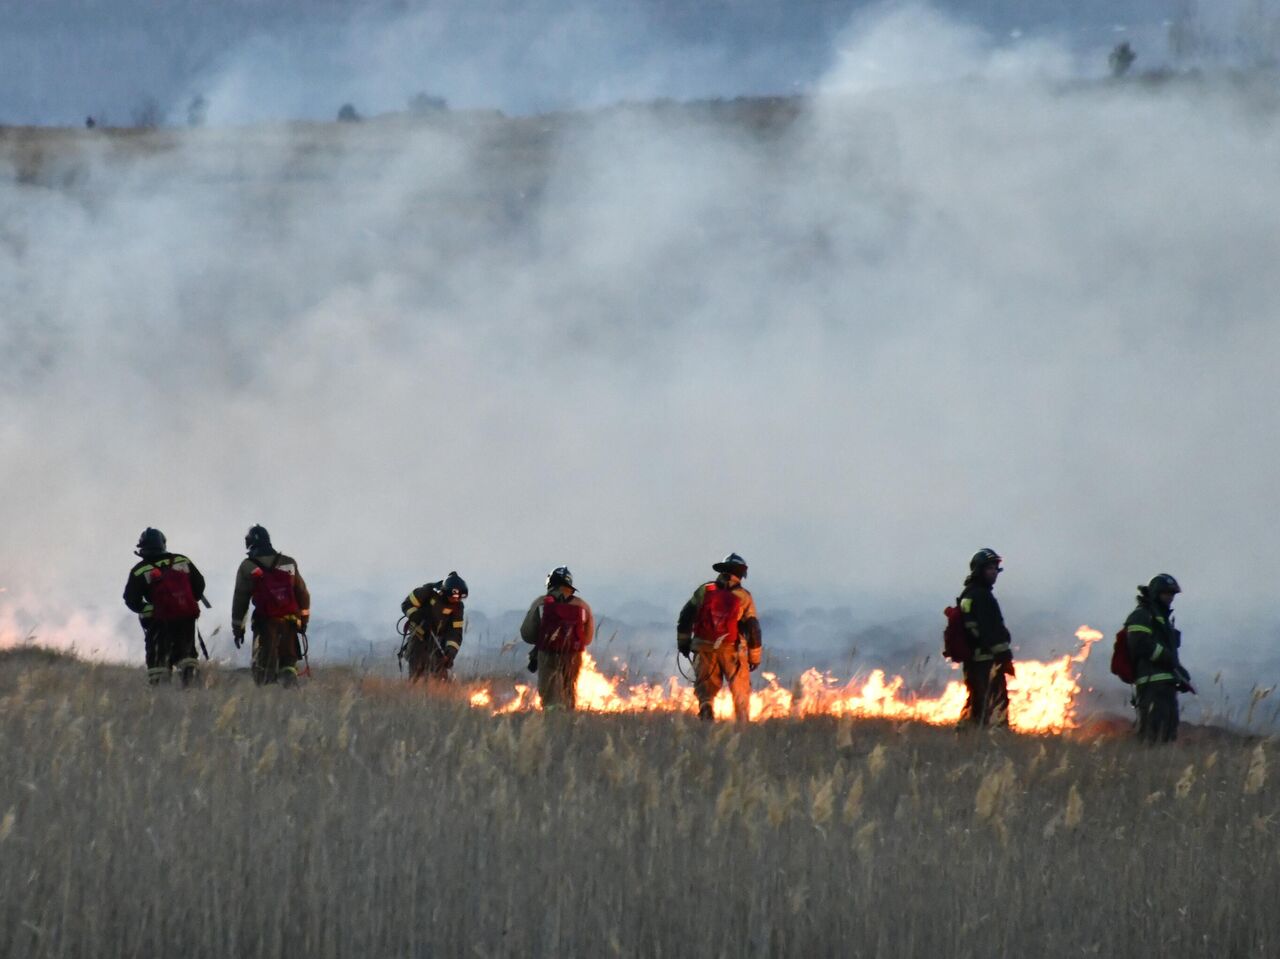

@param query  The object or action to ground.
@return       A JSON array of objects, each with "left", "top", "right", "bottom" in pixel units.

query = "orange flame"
[{"left": 473, "top": 626, "right": 1104, "bottom": 733}]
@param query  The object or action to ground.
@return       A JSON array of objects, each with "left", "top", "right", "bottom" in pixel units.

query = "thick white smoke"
[{"left": 2, "top": 3, "right": 1278, "bottom": 720}]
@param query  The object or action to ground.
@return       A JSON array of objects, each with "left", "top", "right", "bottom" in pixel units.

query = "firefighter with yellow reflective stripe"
[
  {"left": 1124, "top": 574, "right": 1192, "bottom": 743},
  {"left": 957, "top": 548, "right": 1014, "bottom": 728},
  {"left": 399, "top": 572, "right": 468, "bottom": 682},
  {"left": 122, "top": 528, "right": 206, "bottom": 687}
]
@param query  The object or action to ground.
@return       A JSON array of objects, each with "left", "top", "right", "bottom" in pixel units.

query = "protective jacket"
[
  {"left": 677, "top": 578, "right": 763, "bottom": 667},
  {"left": 520, "top": 593, "right": 594, "bottom": 652},
  {"left": 231, "top": 552, "right": 310, "bottom": 632},
  {"left": 1124, "top": 595, "right": 1183, "bottom": 687},
  {"left": 959, "top": 580, "right": 1012, "bottom": 666},
  {"left": 123, "top": 553, "right": 206, "bottom": 622},
  {"left": 402, "top": 583, "right": 465, "bottom": 656}
]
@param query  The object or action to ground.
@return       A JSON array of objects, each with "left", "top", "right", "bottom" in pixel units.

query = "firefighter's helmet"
[
  {"left": 546, "top": 567, "right": 575, "bottom": 592},
  {"left": 712, "top": 553, "right": 749, "bottom": 578},
  {"left": 441, "top": 571, "right": 468, "bottom": 599},
  {"left": 245, "top": 525, "right": 273, "bottom": 554},
  {"left": 969, "top": 548, "right": 1003, "bottom": 572},
  {"left": 135, "top": 527, "right": 167, "bottom": 557}
]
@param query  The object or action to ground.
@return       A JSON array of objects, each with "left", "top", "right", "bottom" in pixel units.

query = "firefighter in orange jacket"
[
  {"left": 519, "top": 567, "right": 594, "bottom": 711},
  {"left": 231, "top": 525, "right": 311, "bottom": 687},
  {"left": 122, "top": 528, "right": 206, "bottom": 687},
  {"left": 399, "top": 572, "right": 468, "bottom": 681},
  {"left": 676, "top": 553, "right": 762, "bottom": 722}
]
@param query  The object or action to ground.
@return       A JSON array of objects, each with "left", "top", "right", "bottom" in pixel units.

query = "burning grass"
[
  {"left": 0, "top": 649, "right": 1275, "bottom": 958},
  {"left": 475, "top": 627, "right": 1104, "bottom": 732}
]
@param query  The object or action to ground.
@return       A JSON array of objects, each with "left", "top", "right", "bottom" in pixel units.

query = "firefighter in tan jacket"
[
  {"left": 231, "top": 525, "right": 311, "bottom": 687},
  {"left": 677, "top": 553, "right": 762, "bottom": 722},
  {"left": 519, "top": 567, "right": 594, "bottom": 711}
]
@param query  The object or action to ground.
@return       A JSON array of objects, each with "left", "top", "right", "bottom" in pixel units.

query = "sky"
[
  {"left": 0, "top": 0, "right": 1267, "bottom": 125},
  {"left": 2, "top": 1, "right": 1279, "bottom": 718}
]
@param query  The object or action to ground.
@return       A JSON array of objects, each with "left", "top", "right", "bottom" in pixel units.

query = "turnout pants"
[
  {"left": 143, "top": 620, "right": 199, "bottom": 686},
  {"left": 694, "top": 644, "right": 751, "bottom": 722},
  {"left": 961, "top": 659, "right": 1010, "bottom": 728},
  {"left": 253, "top": 618, "right": 301, "bottom": 687},
  {"left": 407, "top": 638, "right": 451, "bottom": 683},
  {"left": 1136, "top": 682, "right": 1179, "bottom": 743},
  {"left": 536, "top": 650, "right": 582, "bottom": 711}
]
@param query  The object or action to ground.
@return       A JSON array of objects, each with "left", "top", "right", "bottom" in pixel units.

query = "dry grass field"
[{"left": 0, "top": 647, "right": 1275, "bottom": 958}]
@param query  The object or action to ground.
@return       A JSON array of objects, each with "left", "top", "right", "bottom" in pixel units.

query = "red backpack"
[
  {"left": 148, "top": 562, "right": 200, "bottom": 622},
  {"left": 1110, "top": 627, "right": 1136, "bottom": 684},
  {"left": 694, "top": 583, "right": 741, "bottom": 647},
  {"left": 538, "top": 598, "right": 590, "bottom": 652},
  {"left": 251, "top": 561, "right": 300, "bottom": 618},
  {"left": 942, "top": 605, "right": 972, "bottom": 663}
]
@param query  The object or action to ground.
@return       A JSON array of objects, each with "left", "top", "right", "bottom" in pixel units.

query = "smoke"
[{"left": 2, "top": 3, "right": 1279, "bottom": 719}]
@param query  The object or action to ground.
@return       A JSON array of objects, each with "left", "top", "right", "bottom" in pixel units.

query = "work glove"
[
  {"left": 297, "top": 617, "right": 308, "bottom": 635},
  {"left": 443, "top": 648, "right": 457, "bottom": 669},
  {"left": 677, "top": 634, "right": 691, "bottom": 657},
  {"left": 748, "top": 661, "right": 759, "bottom": 672},
  {"left": 526, "top": 648, "right": 538, "bottom": 674},
  {"left": 1175, "top": 665, "right": 1196, "bottom": 694},
  {"left": 232, "top": 626, "right": 245, "bottom": 649}
]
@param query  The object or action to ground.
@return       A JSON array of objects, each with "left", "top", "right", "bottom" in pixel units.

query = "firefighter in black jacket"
[
  {"left": 1125, "top": 574, "right": 1192, "bottom": 743},
  {"left": 122, "top": 528, "right": 206, "bottom": 687},
  {"left": 399, "top": 572, "right": 468, "bottom": 681},
  {"left": 958, "top": 548, "right": 1014, "bottom": 728}
]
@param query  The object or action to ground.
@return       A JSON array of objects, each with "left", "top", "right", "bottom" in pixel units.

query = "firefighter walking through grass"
[
  {"left": 677, "top": 553, "right": 762, "bottom": 722},
  {"left": 520, "top": 567, "right": 594, "bottom": 711},
  {"left": 399, "top": 572, "right": 468, "bottom": 682},
  {"left": 958, "top": 548, "right": 1014, "bottom": 728},
  {"left": 1125, "top": 574, "right": 1193, "bottom": 743},
  {"left": 122, "top": 528, "right": 207, "bottom": 687},
  {"left": 231, "top": 525, "right": 311, "bottom": 687}
]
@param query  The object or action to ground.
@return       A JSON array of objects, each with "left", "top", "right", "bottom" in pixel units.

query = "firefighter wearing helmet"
[
  {"left": 399, "top": 572, "right": 468, "bottom": 682},
  {"left": 122, "top": 528, "right": 207, "bottom": 687},
  {"left": 957, "top": 548, "right": 1014, "bottom": 728},
  {"left": 519, "top": 567, "right": 595, "bottom": 711},
  {"left": 676, "top": 553, "right": 763, "bottom": 722},
  {"left": 230, "top": 525, "right": 311, "bottom": 687},
  {"left": 1124, "top": 574, "right": 1192, "bottom": 743}
]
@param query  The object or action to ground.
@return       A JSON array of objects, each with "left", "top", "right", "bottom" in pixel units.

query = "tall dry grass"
[{"left": 0, "top": 648, "right": 1275, "bottom": 958}]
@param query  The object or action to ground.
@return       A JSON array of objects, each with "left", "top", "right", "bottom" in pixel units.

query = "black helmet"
[
  {"left": 1147, "top": 574, "right": 1181, "bottom": 599},
  {"left": 135, "top": 527, "right": 167, "bottom": 557},
  {"left": 245, "top": 524, "right": 273, "bottom": 555},
  {"left": 969, "top": 548, "right": 1003, "bottom": 572},
  {"left": 441, "top": 571, "right": 468, "bottom": 599},
  {"left": 546, "top": 566, "right": 575, "bottom": 592},
  {"left": 712, "top": 553, "right": 748, "bottom": 578}
]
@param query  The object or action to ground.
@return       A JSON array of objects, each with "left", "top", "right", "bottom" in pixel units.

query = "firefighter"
[
  {"left": 399, "top": 572, "right": 468, "bottom": 682},
  {"left": 676, "top": 553, "right": 763, "bottom": 722},
  {"left": 231, "top": 525, "right": 311, "bottom": 687},
  {"left": 122, "top": 528, "right": 206, "bottom": 687},
  {"left": 958, "top": 548, "right": 1014, "bottom": 729},
  {"left": 520, "top": 567, "right": 594, "bottom": 711},
  {"left": 1125, "top": 574, "right": 1192, "bottom": 743}
]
